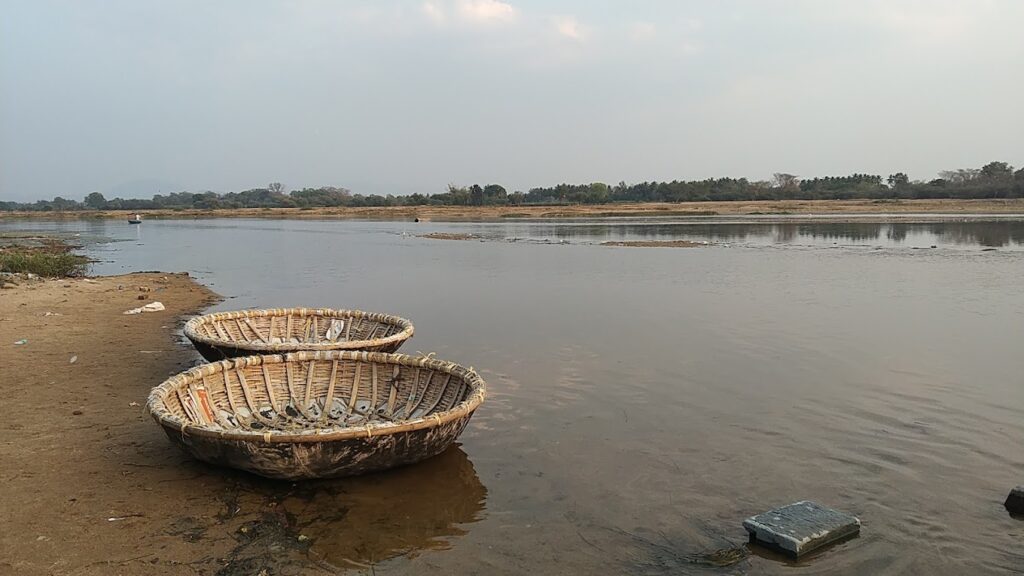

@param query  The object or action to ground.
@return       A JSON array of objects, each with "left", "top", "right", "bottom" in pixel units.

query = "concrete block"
[{"left": 743, "top": 501, "right": 860, "bottom": 557}]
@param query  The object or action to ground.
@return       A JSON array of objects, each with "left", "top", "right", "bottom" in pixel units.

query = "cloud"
[
  {"left": 421, "top": 2, "right": 445, "bottom": 24},
  {"left": 628, "top": 21, "right": 656, "bottom": 41},
  {"left": 554, "top": 16, "right": 584, "bottom": 41},
  {"left": 456, "top": 0, "right": 517, "bottom": 25}
]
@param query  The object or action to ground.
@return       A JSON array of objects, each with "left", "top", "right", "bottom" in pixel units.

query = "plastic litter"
[
  {"left": 325, "top": 319, "right": 346, "bottom": 341},
  {"left": 14, "top": 339, "right": 28, "bottom": 345},
  {"left": 123, "top": 301, "right": 165, "bottom": 315}
]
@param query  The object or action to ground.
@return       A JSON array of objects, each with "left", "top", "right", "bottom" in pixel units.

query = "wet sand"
[{"left": 3, "top": 198, "right": 1024, "bottom": 222}]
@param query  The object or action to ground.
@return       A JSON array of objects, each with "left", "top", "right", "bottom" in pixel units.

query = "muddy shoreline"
[{"left": 3, "top": 198, "right": 1024, "bottom": 222}]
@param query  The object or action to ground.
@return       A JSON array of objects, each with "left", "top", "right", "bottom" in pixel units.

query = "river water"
[{"left": 4, "top": 217, "right": 1024, "bottom": 574}]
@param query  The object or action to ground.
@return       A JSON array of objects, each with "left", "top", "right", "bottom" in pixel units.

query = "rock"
[
  {"left": 743, "top": 501, "right": 860, "bottom": 557},
  {"left": 1005, "top": 486, "right": 1024, "bottom": 515}
]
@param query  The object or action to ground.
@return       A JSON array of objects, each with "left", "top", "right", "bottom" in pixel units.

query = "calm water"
[{"left": 5, "top": 217, "right": 1024, "bottom": 574}]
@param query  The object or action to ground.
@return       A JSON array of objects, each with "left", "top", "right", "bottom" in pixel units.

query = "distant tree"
[
  {"left": 939, "top": 169, "right": 981, "bottom": 185},
  {"left": 887, "top": 173, "right": 910, "bottom": 188},
  {"left": 483, "top": 184, "right": 507, "bottom": 205},
  {"left": 772, "top": 173, "right": 799, "bottom": 190},
  {"left": 50, "top": 196, "right": 79, "bottom": 211},
  {"left": 1015, "top": 168, "right": 1024, "bottom": 182},
  {"left": 980, "top": 161, "right": 1013, "bottom": 181},
  {"left": 268, "top": 182, "right": 284, "bottom": 194},
  {"left": 83, "top": 192, "right": 107, "bottom": 210},
  {"left": 469, "top": 184, "right": 485, "bottom": 206}
]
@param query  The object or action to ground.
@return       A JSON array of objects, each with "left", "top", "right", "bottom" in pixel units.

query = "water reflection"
[
  {"left": 284, "top": 446, "right": 486, "bottom": 568},
  {"left": 497, "top": 221, "right": 1024, "bottom": 247},
  {"left": 3, "top": 217, "right": 1024, "bottom": 251}
]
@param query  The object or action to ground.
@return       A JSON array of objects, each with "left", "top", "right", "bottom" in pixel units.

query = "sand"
[{"left": 0, "top": 273, "right": 246, "bottom": 575}]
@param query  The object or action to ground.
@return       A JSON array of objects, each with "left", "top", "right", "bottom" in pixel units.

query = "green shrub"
[{"left": 0, "top": 251, "right": 89, "bottom": 277}]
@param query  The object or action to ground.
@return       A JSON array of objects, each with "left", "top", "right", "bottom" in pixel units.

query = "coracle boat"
[
  {"left": 146, "top": 351, "right": 486, "bottom": 479},
  {"left": 184, "top": 308, "right": 414, "bottom": 361}
]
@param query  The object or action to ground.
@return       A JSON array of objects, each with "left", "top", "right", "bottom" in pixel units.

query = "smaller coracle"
[
  {"left": 146, "top": 351, "right": 485, "bottom": 479},
  {"left": 184, "top": 308, "right": 414, "bottom": 361}
]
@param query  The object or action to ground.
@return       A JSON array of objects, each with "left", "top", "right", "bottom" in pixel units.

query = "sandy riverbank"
[
  {"left": 3, "top": 198, "right": 1024, "bottom": 222},
  {"left": 1, "top": 272, "right": 484, "bottom": 575},
  {"left": 0, "top": 274, "right": 241, "bottom": 574}
]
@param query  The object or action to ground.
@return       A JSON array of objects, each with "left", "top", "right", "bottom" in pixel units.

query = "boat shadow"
[{"left": 212, "top": 444, "right": 488, "bottom": 571}]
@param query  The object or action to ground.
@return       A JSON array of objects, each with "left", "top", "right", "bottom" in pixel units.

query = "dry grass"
[{"left": 4, "top": 198, "right": 1024, "bottom": 222}]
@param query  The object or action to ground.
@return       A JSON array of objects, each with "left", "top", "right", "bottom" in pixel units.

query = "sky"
[{"left": 2, "top": 0, "right": 1023, "bottom": 201}]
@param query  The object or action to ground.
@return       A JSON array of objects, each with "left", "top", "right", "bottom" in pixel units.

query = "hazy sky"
[{"left": 2, "top": 0, "right": 1022, "bottom": 201}]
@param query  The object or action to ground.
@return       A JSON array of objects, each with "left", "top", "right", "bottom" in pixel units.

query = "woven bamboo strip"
[
  {"left": 348, "top": 362, "right": 362, "bottom": 410},
  {"left": 386, "top": 365, "right": 400, "bottom": 415},
  {"left": 407, "top": 371, "right": 432, "bottom": 417},
  {"left": 321, "top": 360, "right": 339, "bottom": 421},
  {"left": 233, "top": 318, "right": 249, "bottom": 341},
  {"left": 213, "top": 322, "right": 230, "bottom": 340},
  {"left": 370, "top": 363, "right": 379, "bottom": 410},
  {"left": 245, "top": 318, "right": 269, "bottom": 343},
  {"left": 222, "top": 370, "right": 241, "bottom": 416},
  {"left": 402, "top": 367, "right": 421, "bottom": 416},
  {"left": 303, "top": 360, "right": 316, "bottom": 408},
  {"left": 419, "top": 373, "right": 452, "bottom": 417},
  {"left": 261, "top": 365, "right": 279, "bottom": 412}
]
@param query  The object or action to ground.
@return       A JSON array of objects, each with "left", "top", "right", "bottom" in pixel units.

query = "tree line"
[{"left": 3, "top": 161, "right": 1022, "bottom": 212}]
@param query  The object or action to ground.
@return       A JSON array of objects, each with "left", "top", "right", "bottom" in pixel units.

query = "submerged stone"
[
  {"left": 1005, "top": 486, "right": 1024, "bottom": 515},
  {"left": 743, "top": 501, "right": 860, "bottom": 557}
]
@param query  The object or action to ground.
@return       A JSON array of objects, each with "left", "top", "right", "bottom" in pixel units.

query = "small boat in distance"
[{"left": 128, "top": 214, "right": 142, "bottom": 224}]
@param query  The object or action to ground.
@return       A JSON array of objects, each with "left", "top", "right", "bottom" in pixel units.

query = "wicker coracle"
[
  {"left": 184, "top": 308, "right": 414, "bottom": 361},
  {"left": 146, "top": 350, "right": 486, "bottom": 479}
]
